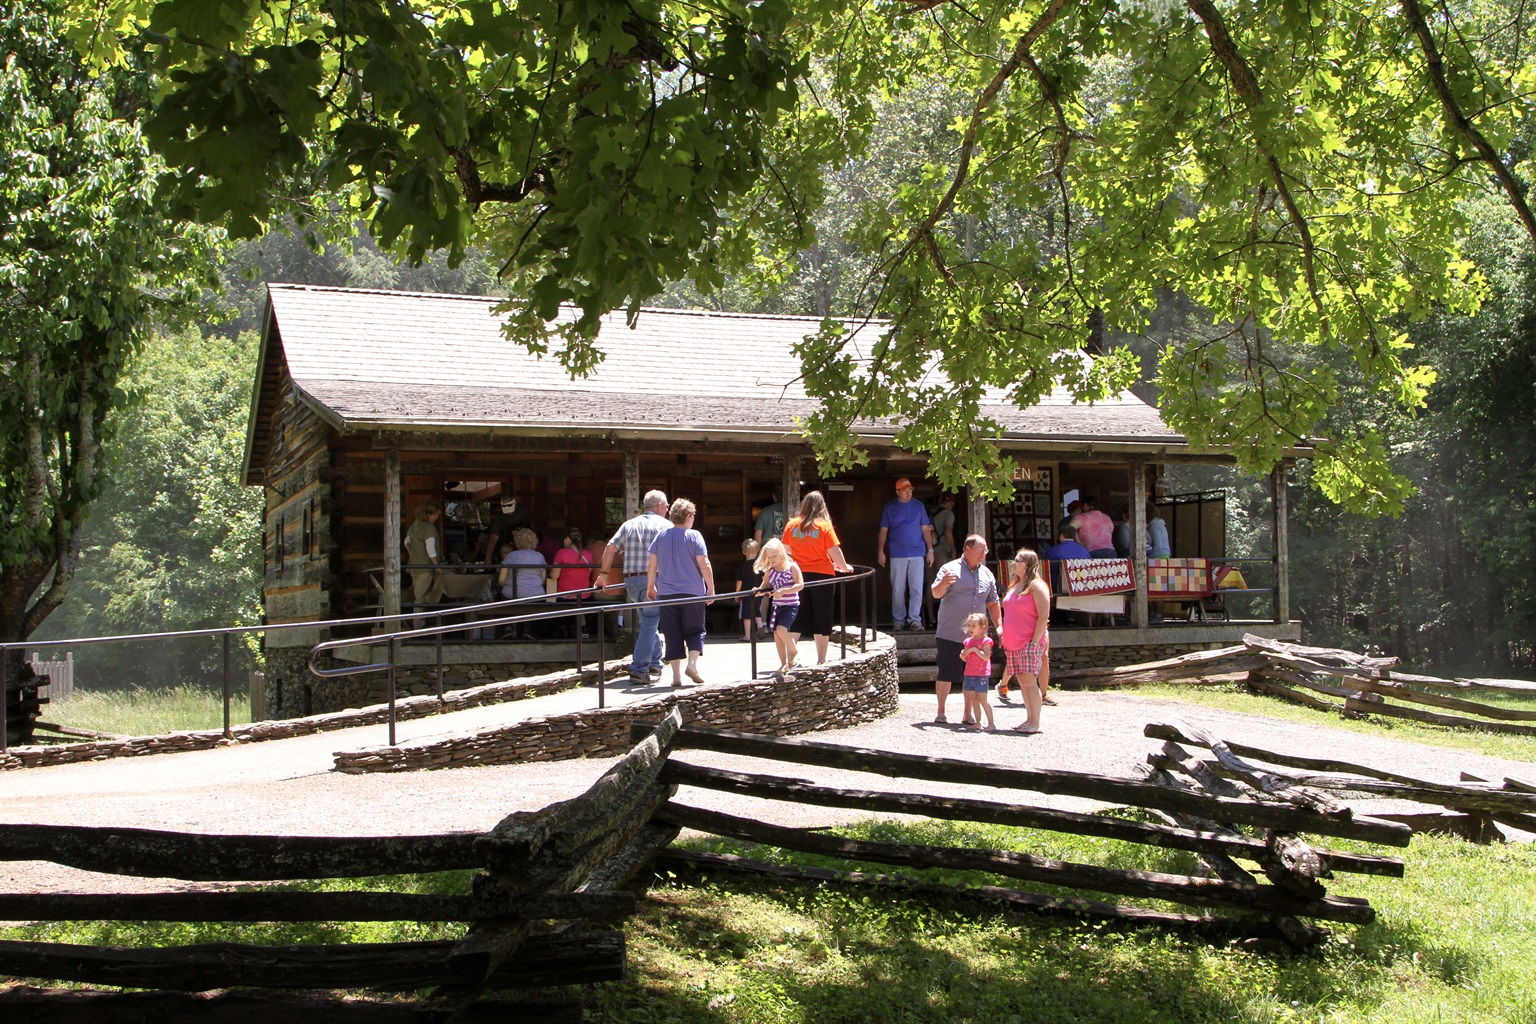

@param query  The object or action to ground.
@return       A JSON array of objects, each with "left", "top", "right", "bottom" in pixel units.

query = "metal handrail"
[
  {"left": 0, "top": 587, "right": 599, "bottom": 753},
  {"left": 306, "top": 565, "right": 879, "bottom": 747}
]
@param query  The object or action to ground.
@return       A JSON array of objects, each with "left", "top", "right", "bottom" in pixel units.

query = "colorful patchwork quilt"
[
  {"left": 1147, "top": 558, "right": 1213, "bottom": 598},
  {"left": 1056, "top": 558, "right": 1135, "bottom": 596}
]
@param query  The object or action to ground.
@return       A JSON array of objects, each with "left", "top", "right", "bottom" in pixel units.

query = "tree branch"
[
  {"left": 1185, "top": 0, "right": 1326, "bottom": 328},
  {"left": 1401, "top": 0, "right": 1536, "bottom": 243}
]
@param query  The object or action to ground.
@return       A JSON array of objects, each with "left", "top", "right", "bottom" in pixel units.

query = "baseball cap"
[{"left": 895, "top": 477, "right": 913, "bottom": 491}]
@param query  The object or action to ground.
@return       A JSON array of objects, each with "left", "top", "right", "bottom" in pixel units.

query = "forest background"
[
  {"left": 34, "top": 195, "right": 1536, "bottom": 687},
  {"left": 13, "top": 1, "right": 1536, "bottom": 687}
]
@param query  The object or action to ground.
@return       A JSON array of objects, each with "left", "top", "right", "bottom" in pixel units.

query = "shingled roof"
[{"left": 246, "top": 283, "right": 1205, "bottom": 480}]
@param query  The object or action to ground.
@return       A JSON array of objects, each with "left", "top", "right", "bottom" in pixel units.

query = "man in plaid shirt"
[{"left": 596, "top": 490, "right": 672, "bottom": 682}]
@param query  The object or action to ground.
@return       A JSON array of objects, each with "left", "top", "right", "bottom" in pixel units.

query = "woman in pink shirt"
[{"left": 1001, "top": 549, "right": 1050, "bottom": 734}]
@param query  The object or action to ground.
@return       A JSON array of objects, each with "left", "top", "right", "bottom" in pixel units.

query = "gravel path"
[{"left": 4, "top": 684, "right": 1533, "bottom": 896}]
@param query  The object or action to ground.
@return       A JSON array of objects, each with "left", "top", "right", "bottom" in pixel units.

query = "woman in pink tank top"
[{"left": 1000, "top": 549, "right": 1051, "bottom": 733}]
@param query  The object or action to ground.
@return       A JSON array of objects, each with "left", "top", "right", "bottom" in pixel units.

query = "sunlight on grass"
[
  {"left": 1131, "top": 682, "right": 1536, "bottom": 763},
  {"left": 45, "top": 684, "right": 252, "bottom": 738},
  {"left": 1, "top": 831, "right": 1533, "bottom": 1021}
]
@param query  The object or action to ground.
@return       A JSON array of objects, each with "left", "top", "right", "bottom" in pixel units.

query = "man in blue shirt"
[
  {"left": 878, "top": 477, "right": 935, "bottom": 630},
  {"left": 1043, "top": 522, "right": 1093, "bottom": 562}
]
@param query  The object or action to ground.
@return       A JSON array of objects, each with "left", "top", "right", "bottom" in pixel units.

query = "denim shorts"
[
  {"left": 962, "top": 675, "right": 991, "bottom": 694},
  {"left": 772, "top": 603, "right": 799, "bottom": 633}
]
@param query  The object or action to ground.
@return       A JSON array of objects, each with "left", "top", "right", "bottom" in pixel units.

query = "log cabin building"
[{"left": 244, "top": 284, "right": 1303, "bottom": 715}]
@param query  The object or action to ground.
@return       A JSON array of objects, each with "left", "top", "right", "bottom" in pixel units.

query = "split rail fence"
[
  {"left": 0, "top": 708, "right": 687, "bottom": 1022},
  {"left": 643, "top": 721, "right": 1413, "bottom": 952},
  {"left": 1055, "top": 635, "right": 1536, "bottom": 743},
  {"left": 9, "top": 699, "right": 1536, "bottom": 1015}
]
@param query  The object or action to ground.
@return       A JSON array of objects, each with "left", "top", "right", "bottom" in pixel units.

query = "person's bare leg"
[
  {"left": 1038, "top": 653, "right": 1051, "bottom": 704},
  {"left": 669, "top": 658, "right": 684, "bottom": 685},
  {"left": 935, "top": 679, "right": 952, "bottom": 721},
  {"left": 815, "top": 633, "right": 830, "bottom": 664},
  {"left": 1015, "top": 672, "right": 1042, "bottom": 732}
]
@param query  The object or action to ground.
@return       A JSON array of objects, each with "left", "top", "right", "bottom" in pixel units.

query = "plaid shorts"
[{"left": 1005, "top": 637, "right": 1047, "bottom": 677}]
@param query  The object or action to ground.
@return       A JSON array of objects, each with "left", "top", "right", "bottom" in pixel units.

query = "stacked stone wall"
[
  {"left": 1, "top": 664, "right": 595, "bottom": 771},
  {"left": 332, "top": 634, "right": 899, "bottom": 773}
]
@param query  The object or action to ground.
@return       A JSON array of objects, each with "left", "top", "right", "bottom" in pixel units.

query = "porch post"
[
  {"left": 783, "top": 455, "right": 802, "bottom": 513},
  {"left": 967, "top": 492, "right": 988, "bottom": 547},
  {"left": 623, "top": 450, "right": 640, "bottom": 516},
  {"left": 383, "top": 448, "right": 402, "bottom": 617},
  {"left": 1130, "top": 459, "right": 1148, "bottom": 629},
  {"left": 1271, "top": 462, "right": 1291, "bottom": 623}
]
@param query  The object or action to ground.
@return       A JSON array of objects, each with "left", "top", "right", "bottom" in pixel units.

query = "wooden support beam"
[
  {"left": 0, "top": 988, "right": 584, "bottom": 1024},
  {"left": 667, "top": 724, "right": 1413, "bottom": 845},
  {"left": 1130, "top": 458, "right": 1148, "bottom": 629},
  {"left": 659, "top": 759, "right": 1401, "bottom": 876},
  {"left": 0, "top": 932, "right": 623, "bottom": 992},
  {"left": 622, "top": 450, "right": 640, "bottom": 520},
  {"left": 1270, "top": 463, "right": 1289, "bottom": 624},
  {"left": 382, "top": 448, "right": 401, "bottom": 617},
  {"left": 655, "top": 802, "right": 1376, "bottom": 923},
  {"left": 783, "top": 455, "right": 802, "bottom": 514},
  {"left": 0, "top": 890, "right": 634, "bottom": 924},
  {"left": 0, "top": 826, "right": 482, "bottom": 881}
]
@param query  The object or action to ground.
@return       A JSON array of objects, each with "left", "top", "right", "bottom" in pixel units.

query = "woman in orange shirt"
[{"left": 781, "top": 490, "right": 853, "bottom": 665}]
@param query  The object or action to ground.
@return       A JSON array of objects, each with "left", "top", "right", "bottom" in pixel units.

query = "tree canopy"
[
  {"left": 70, "top": 0, "right": 1536, "bottom": 507},
  {"left": 0, "top": 1, "right": 217, "bottom": 651}
]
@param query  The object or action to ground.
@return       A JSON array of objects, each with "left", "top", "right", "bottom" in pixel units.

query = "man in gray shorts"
[{"left": 930, "top": 534, "right": 1001, "bottom": 724}]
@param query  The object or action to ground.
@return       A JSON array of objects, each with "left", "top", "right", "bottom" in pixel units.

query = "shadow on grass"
[{"left": 572, "top": 856, "right": 1505, "bottom": 1024}]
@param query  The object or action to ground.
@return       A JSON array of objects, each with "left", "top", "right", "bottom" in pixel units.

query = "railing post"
[
  {"left": 434, "top": 610, "right": 445, "bottom": 701},
  {"left": 860, "top": 570, "right": 868, "bottom": 651},
  {"left": 387, "top": 636, "right": 398, "bottom": 747},
  {"left": 596, "top": 600, "right": 606, "bottom": 709},
  {"left": 839, "top": 576, "right": 848, "bottom": 659},
  {"left": 222, "top": 632, "right": 233, "bottom": 739},
  {"left": 750, "top": 610, "right": 758, "bottom": 680}
]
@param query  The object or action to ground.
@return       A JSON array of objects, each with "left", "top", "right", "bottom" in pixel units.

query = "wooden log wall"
[
  {"left": 643, "top": 721, "right": 1410, "bottom": 949},
  {"left": 260, "top": 373, "right": 338, "bottom": 650},
  {"left": 0, "top": 709, "right": 685, "bottom": 1021}
]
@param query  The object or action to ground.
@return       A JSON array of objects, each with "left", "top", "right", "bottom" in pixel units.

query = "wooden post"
[
  {"left": 967, "top": 492, "right": 988, "bottom": 547},
  {"left": 783, "top": 455, "right": 801, "bottom": 514},
  {"left": 1131, "top": 459, "right": 1148, "bottom": 629},
  {"left": 623, "top": 451, "right": 640, "bottom": 517},
  {"left": 1271, "top": 462, "right": 1290, "bottom": 624},
  {"left": 383, "top": 448, "right": 402, "bottom": 617}
]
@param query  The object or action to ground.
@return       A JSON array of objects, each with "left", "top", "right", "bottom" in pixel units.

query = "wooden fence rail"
[
  {"left": 643, "top": 720, "right": 1413, "bottom": 950},
  {"left": 0, "top": 708, "right": 685, "bottom": 1021}
]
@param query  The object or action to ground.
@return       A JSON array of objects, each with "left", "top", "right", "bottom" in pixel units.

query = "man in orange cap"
[{"left": 878, "top": 477, "right": 935, "bottom": 630}]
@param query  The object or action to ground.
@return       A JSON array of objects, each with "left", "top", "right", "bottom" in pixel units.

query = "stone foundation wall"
[
  {"left": 332, "top": 634, "right": 900, "bottom": 773},
  {"left": 1, "top": 665, "right": 596, "bottom": 771}
]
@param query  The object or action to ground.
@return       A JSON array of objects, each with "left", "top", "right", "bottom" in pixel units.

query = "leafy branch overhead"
[{"left": 73, "top": 0, "right": 1536, "bottom": 510}]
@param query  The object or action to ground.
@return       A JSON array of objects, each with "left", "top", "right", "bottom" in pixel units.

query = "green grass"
[
  {"left": 5, "top": 825, "right": 1535, "bottom": 1022},
  {"left": 43, "top": 684, "right": 252, "bottom": 738},
  {"left": 1131, "top": 682, "right": 1536, "bottom": 763}
]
